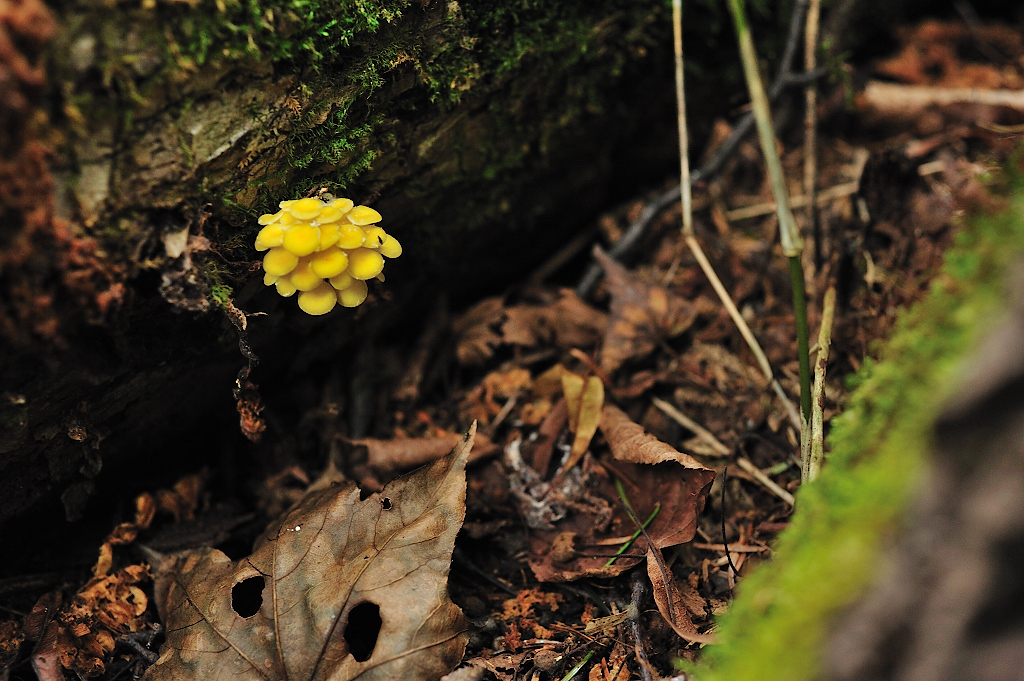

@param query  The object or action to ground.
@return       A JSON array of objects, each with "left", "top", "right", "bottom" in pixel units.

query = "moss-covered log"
[{"left": 2, "top": 0, "right": 768, "bottom": 526}]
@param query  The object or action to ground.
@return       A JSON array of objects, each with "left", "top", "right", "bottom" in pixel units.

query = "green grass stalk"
[{"left": 727, "top": 0, "right": 812, "bottom": 422}]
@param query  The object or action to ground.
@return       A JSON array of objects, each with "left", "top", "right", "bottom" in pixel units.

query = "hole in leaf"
[
  {"left": 231, "top": 576, "right": 265, "bottom": 618},
  {"left": 381, "top": 497, "right": 392, "bottom": 510},
  {"left": 344, "top": 601, "right": 382, "bottom": 662}
]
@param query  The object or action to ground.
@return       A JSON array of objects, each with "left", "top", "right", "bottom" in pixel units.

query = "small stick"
[
  {"left": 802, "top": 287, "right": 836, "bottom": 482},
  {"left": 629, "top": 574, "right": 656, "bottom": 681},
  {"left": 725, "top": 181, "right": 859, "bottom": 221},
  {"left": 736, "top": 456, "right": 796, "bottom": 506},
  {"left": 692, "top": 542, "right": 770, "bottom": 553},
  {"left": 651, "top": 397, "right": 730, "bottom": 456},
  {"left": 720, "top": 466, "right": 740, "bottom": 579}
]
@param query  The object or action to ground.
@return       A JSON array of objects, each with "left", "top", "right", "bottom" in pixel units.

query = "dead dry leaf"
[
  {"left": 453, "top": 298, "right": 505, "bottom": 365},
  {"left": 144, "top": 427, "right": 477, "bottom": 681},
  {"left": 0, "top": 620, "right": 22, "bottom": 673},
  {"left": 350, "top": 431, "right": 497, "bottom": 473},
  {"left": 645, "top": 548, "right": 714, "bottom": 645},
  {"left": 600, "top": 403, "right": 708, "bottom": 469},
  {"left": 501, "top": 289, "right": 608, "bottom": 350},
  {"left": 561, "top": 375, "right": 604, "bottom": 476},
  {"left": 593, "top": 247, "right": 706, "bottom": 373},
  {"left": 527, "top": 407, "right": 714, "bottom": 582}
]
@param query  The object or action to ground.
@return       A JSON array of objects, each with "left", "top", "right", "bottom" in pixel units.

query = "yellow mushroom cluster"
[{"left": 255, "top": 197, "right": 402, "bottom": 315}]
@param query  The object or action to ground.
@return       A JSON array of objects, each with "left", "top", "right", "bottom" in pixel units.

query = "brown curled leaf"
[
  {"left": 646, "top": 547, "right": 715, "bottom": 645},
  {"left": 350, "top": 431, "right": 497, "bottom": 473}
]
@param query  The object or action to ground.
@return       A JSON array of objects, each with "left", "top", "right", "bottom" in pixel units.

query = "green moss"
[
  {"left": 210, "top": 283, "right": 234, "bottom": 309},
  {"left": 689, "top": 171, "right": 1024, "bottom": 680}
]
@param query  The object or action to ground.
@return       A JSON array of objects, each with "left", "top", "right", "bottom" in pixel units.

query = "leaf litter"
[{"left": 5, "top": 14, "right": 1024, "bottom": 681}]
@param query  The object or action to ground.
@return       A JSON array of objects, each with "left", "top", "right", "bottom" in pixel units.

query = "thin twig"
[
  {"left": 674, "top": 0, "right": 693, "bottom": 237},
  {"left": 692, "top": 542, "right": 770, "bottom": 553},
  {"left": 720, "top": 466, "right": 740, "bottom": 579},
  {"left": 629, "top": 574, "right": 656, "bottom": 681},
  {"left": 802, "top": 287, "right": 836, "bottom": 483},
  {"left": 726, "top": 181, "right": 858, "bottom": 221},
  {"left": 651, "top": 397, "right": 730, "bottom": 456},
  {"left": 736, "top": 456, "right": 796, "bottom": 507}
]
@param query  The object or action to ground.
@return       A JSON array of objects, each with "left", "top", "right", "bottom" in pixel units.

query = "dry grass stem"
[
  {"left": 863, "top": 81, "right": 1024, "bottom": 113},
  {"left": 802, "top": 287, "right": 836, "bottom": 483},
  {"left": 736, "top": 456, "right": 796, "bottom": 506},
  {"left": 671, "top": 0, "right": 801, "bottom": 430},
  {"left": 726, "top": 181, "right": 858, "bottom": 221},
  {"left": 804, "top": 0, "right": 821, "bottom": 255},
  {"left": 651, "top": 397, "right": 731, "bottom": 457}
]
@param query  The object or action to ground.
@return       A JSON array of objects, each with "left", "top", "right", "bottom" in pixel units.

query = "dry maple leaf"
[{"left": 144, "top": 427, "right": 477, "bottom": 681}]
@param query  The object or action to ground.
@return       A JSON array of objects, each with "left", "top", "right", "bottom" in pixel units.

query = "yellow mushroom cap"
[
  {"left": 258, "top": 210, "right": 283, "bottom": 226},
  {"left": 263, "top": 248, "right": 299, "bottom": 277},
  {"left": 337, "top": 279, "right": 368, "bottom": 307},
  {"left": 255, "top": 223, "right": 286, "bottom": 251},
  {"left": 347, "top": 248, "right": 385, "bottom": 280},
  {"left": 288, "top": 197, "right": 324, "bottom": 220},
  {"left": 328, "top": 272, "right": 354, "bottom": 290},
  {"left": 309, "top": 248, "right": 349, "bottom": 278},
  {"left": 257, "top": 195, "right": 391, "bottom": 313},
  {"left": 317, "top": 223, "right": 340, "bottom": 250},
  {"left": 313, "top": 204, "right": 346, "bottom": 225},
  {"left": 347, "top": 205, "right": 382, "bottom": 226},
  {"left": 379, "top": 234, "right": 402, "bottom": 258},
  {"left": 289, "top": 261, "right": 324, "bottom": 291},
  {"left": 362, "top": 226, "right": 387, "bottom": 248},
  {"left": 329, "top": 197, "right": 354, "bottom": 213},
  {"left": 298, "top": 282, "right": 338, "bottom": 315},
  {"left": 335, "top": 223, "right": 366, "bottom": 250},
  {"left": 281, "top": 223, "right": 321, "bottom": 257},
  {"left": 275, "top": 278, "right": 298, "bottom": 297}
]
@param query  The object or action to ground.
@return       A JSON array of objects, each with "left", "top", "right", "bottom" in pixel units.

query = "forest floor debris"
[{"left": 3, "top": 14, "right": 1024, "bottom": 681}]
